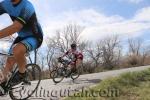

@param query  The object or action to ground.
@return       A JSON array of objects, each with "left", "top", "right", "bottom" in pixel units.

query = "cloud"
[
  {"left": 134, "top": 7, "right": 150, "bottom": 21},
  {"left": 17, "top": 0, "right": 150, "bottom": 41},
  {"left": 0, "top": 0, "right": 149, "bottom": 51},
  {"left": 80, "top": 7, "right": 150, "bottom": 40},
  {"left": 36, "top": 6, "right": 150, "bottom": 41},
  {"left": 119, "top": 0, "right": 144, "bottom": 4}
]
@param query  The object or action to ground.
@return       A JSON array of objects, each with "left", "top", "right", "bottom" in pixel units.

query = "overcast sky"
[
  {"left": 0, "top": 0, "right": 150, "bottom": 51},
  {"left": 29, "top": 0, "right": 150, "bottom": 40}
]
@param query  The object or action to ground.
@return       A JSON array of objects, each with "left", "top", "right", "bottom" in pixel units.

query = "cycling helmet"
[{"left": 71, "top": 43, "right": 77, "bottom": 49}]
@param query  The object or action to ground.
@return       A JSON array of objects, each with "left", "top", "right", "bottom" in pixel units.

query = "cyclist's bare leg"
[
  {"left": 0, "top": 57, "right": 16, "bottom": 83},
  {"left": 0, "top": 43, "right": 27, "bottom": 83},
  {"left": 75, "top": 59, "right": 82, "bottom": 69},
  {"left": 69, "top": 59, "right": 82, "bottom": 73},
  {"left": 67, "top": 63, "right": 76, "bottom": 73},
  {"left": 13, "top": 43, "right": 27, "bottom": 73},
  {"left": 3, "top": 57, "right": 16, "bottom": 78}
]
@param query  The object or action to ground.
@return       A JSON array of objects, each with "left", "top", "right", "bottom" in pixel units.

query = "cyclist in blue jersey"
[{"left": 0, "top": 0, "right": 43, "bottom": 95}]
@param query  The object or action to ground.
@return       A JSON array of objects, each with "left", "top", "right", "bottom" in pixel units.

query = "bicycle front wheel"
[
  {"left": 50, "top": 69, "right": 56, "bottom": 78},
  {"left": 9, "top": 64, "right": 41, "bottom": 100},
  {"left": 52, "top": 67, "right": 65, "bottom": 84}
]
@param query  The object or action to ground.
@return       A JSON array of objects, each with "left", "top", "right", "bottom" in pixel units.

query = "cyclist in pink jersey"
[{"left": 59, "top": 43, "right": 83, "bottom": 74}]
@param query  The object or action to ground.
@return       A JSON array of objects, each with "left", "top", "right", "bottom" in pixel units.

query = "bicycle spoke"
[{"left": 52, "top": 68, "right": 64, "bottom": 83}]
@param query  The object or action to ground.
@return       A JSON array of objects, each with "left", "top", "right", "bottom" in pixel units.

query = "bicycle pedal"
[
  {"left": 22, "top": 81, "right": 31, "bottom": 85},
  {"left": 10, "top": 82, "right": 22, "bottom": 87}
]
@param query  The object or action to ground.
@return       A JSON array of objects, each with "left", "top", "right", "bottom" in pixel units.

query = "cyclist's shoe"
[
  {"left": 22, "top": 79, "right": 31, "bottom": 85},
  {"left": 11, "top": 71, "right": 27, "bottom": 86},
  {"left": 0, "top": 81, "right": 7, "bottom": 96}
]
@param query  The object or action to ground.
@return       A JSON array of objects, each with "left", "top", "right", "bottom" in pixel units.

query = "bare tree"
[
  {"left": 101, "top": 35, "right": 122, "bottom": 69},
  {"left": 46, "top": 24, "right": 86, "bottom": 72},
  {"left": 86, "top": 41, "right": 102, "bottom": 70},
  {"left": 127, "top": 38, "right": 143, "bottom": 66},
  {"left": 84, "top": 35, "right": 121, "bottom": 71},
  {"left": 46, "top": 39, "right": 57, "bottom": 71},
  {"left": 50, "top": 24, "right": 84, "bottom": 52},
  {"left": 128, "top": 38, "right": 142, "bottom": 56},
  {"left": 141, "top": 46, "right": 150, "bottom": 65}
]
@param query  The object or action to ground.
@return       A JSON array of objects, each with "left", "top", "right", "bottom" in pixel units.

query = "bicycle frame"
[
  {"left": 0, "top": 49, "right": 38, "bottom": 64},
  {"left": 0, "top": 49, "right": 42, "bottom": 100},
  {"left": 0, "top": 50, "right": 38, "bottom": 87},
  {"left": 27, "top": 49, "right": 38, "bottom": 64},
  {"left": 0, "top": 52, "right": 12, "bottom": 56}
]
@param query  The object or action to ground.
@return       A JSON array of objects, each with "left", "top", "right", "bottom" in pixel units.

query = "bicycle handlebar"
[{"left": 0, "top": 52, "right": 12, "bottom": 56}]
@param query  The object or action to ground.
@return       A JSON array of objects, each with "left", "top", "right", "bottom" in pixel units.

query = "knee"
[
  {"left": 12, "top": 44, "right": 26, "bottom": 57},
  {"left": 7, "top": 57, "right": 15, "bottom": 63},
  {"left": 77, "top": 59, "right": 82, "bottom": 64},
  {"left": 76, "top": 59, "right": 82, "bottom": 66}
]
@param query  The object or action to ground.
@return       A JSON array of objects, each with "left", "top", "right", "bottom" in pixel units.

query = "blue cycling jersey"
[{"left": 0, "top": 0, "right": 43, "bottom": 39}]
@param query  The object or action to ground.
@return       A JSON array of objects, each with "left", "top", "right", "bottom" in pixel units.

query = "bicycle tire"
[
  {"left": 50, "top": 69, "right": 56, "bottom": 78},
  {"left": 71, "top": 69, "right": 80, "bottom": 80},
  {"left": 52, "top": 67, "right": 64, "bottom": 84},
  {"left": 9, "top": 64, "right": 41, "bottom": 100}
]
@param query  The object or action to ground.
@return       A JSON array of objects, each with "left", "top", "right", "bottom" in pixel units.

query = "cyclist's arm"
[
  {"left": 0, "top": 3, "right": 35, "bottom": 38},
  {"left": 61, "top": 51, "right": 69, "bottom": 58},
  {"left": 61, "top": 53, "right": 67, "bottom": 58},
  {"left": 0, "top": 21, "right": 23, "bottom": 38}
]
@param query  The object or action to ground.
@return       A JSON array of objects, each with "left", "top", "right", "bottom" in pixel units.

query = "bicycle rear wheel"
[
  {"left": 9, "top": 64, "right": 41, "bottom": 100},
  {"left": 71, "top": 68, "right": 80, "bottom": 80},
  {"left": 52, "top": 67, "right": 65, "bottom": 84}
]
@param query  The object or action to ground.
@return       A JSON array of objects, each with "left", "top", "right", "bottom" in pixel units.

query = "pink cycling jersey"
[{"left": 65, "top": 49, "right": 83, "bottom": 63}]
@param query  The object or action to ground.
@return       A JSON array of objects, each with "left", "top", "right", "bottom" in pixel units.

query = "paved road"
[{"left": 1, "top": 65, "right": 150, "bottom": 100}]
